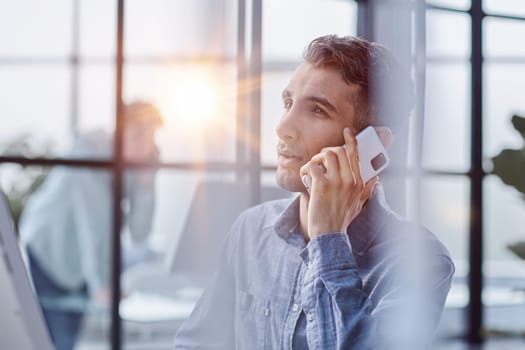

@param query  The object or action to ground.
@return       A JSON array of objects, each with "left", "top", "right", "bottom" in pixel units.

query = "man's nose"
[{"left": 276, "top": 109, "right": 300, "bottom": 142}]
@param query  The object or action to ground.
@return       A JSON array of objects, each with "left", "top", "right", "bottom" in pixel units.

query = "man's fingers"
[
  {"left": 321, "top": 150, "right": 339, "bottom": 177},
  {"left": 344, "top": 128, "right": 364, "bottom": 187},
  {"left": 300, "top": 159, "right": 326, "bottom": 193},
  {"left": 361, "top": 176, "right": 378, "bottom": 201},
  {"left": 329, "top": 146, "right": 353, "bottom": 186},
  {"left": 310, "top": 149, "right": 339, "bottom": 176},
  {"left": 301, "top": 174, "right": 312, "bottom": 193},
  {"left": 309, "top": 161, "right": 326, "bottom": 180}
]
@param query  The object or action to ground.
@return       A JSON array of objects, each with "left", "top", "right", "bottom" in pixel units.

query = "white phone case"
[{"left": 356, "top": 126, "right": 390, "bottom": 182}]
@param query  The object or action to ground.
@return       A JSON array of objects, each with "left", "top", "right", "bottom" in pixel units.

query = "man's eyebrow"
[
  {"left": 306, "top": 95, "right": 337, "bottom": 113},
  {"left": 281, "top": 90, "right": 338, "bottom": 113}
]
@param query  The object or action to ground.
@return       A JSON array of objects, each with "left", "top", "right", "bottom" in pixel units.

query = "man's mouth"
[
  {"left": 277, "top": 145, "right": 303, "bottom": 166},
  {"left": 278, "top": 151, "right": 301, "bottom": 160}
]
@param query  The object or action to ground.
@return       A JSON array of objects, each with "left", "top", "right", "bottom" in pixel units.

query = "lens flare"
[{"left": 171, "top": 77, "right": 220, "bottom": 127}]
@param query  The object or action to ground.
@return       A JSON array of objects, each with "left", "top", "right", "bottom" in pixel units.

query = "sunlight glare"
[{"left": 171, "top": 76, "right": 221, "bottom": 128}]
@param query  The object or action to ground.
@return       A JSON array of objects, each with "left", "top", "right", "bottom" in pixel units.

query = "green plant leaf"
[
  {"left": 511, "top": 114, "right": 525, "bottom": 141},
  {"left": 492, "top": 149, "right": 525, "bottom": 194},
  {"left": 507, "top": 241, "right": 525, "bottom": 261}
]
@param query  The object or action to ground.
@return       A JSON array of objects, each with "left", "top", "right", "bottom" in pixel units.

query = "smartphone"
[
  {"left": 355, "top": 126, "right": 390, "bottom": 182},
  {"left": 301, "top": 126, "right": 389, "bottom": 192}
]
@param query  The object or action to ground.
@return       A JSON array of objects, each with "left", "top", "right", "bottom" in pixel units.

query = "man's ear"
[{"left": 374, "top": 126, "right": 393, "bottom": 149}]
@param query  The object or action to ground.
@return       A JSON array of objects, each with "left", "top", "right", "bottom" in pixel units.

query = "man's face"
[{"left": 276, "top": 63, "right": 360, "bottom": 192}]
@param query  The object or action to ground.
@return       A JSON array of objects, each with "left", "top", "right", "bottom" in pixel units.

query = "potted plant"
[{"left": 0, "top": 134, "right": 53, "bottom": 232}]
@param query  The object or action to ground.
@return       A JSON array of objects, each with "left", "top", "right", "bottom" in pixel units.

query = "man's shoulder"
[
  {"left": 377, "top": 212, "right": 455, "bottom": 277},
  {"left": 388, "top": 214, "right": 451, "bottom": 256}
]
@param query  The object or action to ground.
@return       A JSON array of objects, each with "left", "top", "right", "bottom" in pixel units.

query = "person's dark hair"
[
  {"left": 304, "top": 35, "right": 415, "bottom": 133},
  {"left": 124, "top": 101, "right": 164, "bottom": 128}
]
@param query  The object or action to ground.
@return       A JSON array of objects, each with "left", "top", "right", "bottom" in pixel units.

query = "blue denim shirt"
[{"left": 173, "top": 185, "right": 454, "bottom": 349}]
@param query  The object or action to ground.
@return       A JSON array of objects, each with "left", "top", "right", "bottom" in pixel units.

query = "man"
[
  {"left": 174, "top": 35, "right": 454, "bottom": 349},
  {"left": 19, "top": 101, "right": 163, "bottom": 350}
]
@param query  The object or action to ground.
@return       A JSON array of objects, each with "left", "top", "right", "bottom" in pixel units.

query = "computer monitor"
[
  {"left": 166, "top": 180, "right": 291, "bottom": 287},
  {"left": 0, "top": 192, "right": 53, "bottom": 350}
]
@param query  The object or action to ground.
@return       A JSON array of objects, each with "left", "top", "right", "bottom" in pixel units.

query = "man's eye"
[{"left": 313, "top": 106, "right": 327, "bottom": 115}]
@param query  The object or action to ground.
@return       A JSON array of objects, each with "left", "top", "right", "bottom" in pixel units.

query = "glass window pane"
[
  {"left": 419, "top": 63, "right": 470, "bottom": 171},
  {"left": 263, "top": 0, "right": 357, "bottom": 61},
  {"left": 146, "top": 170, "right": 290, "bottom": 261},
  {"left": 483, "top": 175, "right": 525, "bottom": 332},
  {"left": 0, "top": 66, "right": 71, "bottom": 156},
  {"left": 407, "top": 175, "right": 469, "bottom": 336},
  {"left": 483, "top": 64, "right": 525, "bottom": 163},
  {"left": 426, "top": 11, "right": 470, "bottom": 58},
  {"left": 120, "top": 170, "right": 290, "bottom": 345},
  {"left": 484, "top": 17, "right": 525, "bottom": 58},
  {"left": 124, "top": 62, "right": 237, "bottom": 163},
  {"left": 0, "top": 0, "right": 72, "bottom": 57},
  {"left": 261, "top": 71, "right": 292, "bottom": 165},
  {"left": 409, "top": 176, "right": 469, "bottom": 268},
  {"left": 484, "top": 176, "right": 525, "bottom": 276},
  {"left": 426, "top": 0, "right": 470, "bottom": 11},
  {"left": 484, "top": 0, "right": 525, "bottom": 17},
  {"left": 79, "top": 64, "right": 115, "bottom": 133},
  {"left": 125, "top": 0, "right": 236, "bottom": 58},
  {"left": 0, "top": 164, "right": 112, "bottom": 350},
  {"left": 79, "top": 0, "right": 116, "bottom": 57}
]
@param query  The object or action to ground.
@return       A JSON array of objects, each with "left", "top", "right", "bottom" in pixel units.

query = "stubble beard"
[{"left": 276, "top": 167, "right": 305, "bottom": 193}]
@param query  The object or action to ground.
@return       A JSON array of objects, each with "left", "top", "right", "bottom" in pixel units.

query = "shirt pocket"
[{"left": 236, "top": 289, "right": 270, "bottom": 350}]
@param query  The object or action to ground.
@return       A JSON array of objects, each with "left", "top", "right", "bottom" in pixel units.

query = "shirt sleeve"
[
  {"left": 299, "top": 232, "right": 454, "bottom": 349},
  {"left": 173, "top": 227, "right": 237, "bottom": 349}
]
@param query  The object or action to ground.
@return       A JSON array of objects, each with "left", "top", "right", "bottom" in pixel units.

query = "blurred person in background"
[
  {"left": 19, "top": 101, "right": 163, "bottom": 350},
  {"left": 174, "top": 35, "right": 454, "bottom": 349}
]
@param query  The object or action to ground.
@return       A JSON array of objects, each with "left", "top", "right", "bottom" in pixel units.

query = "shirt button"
[
  {"left": 265, "top": 308, "right": 270, "bottom": 317},
  {"left": 292, "top": 303, "right": 299, "bottom": 312},
  {"left": 307, "top": 313, "right": 314, "bottom": 322}
]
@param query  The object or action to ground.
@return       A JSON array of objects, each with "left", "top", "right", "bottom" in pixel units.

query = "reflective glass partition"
[
  {"left": 426, "top": 0, "right": 525, "bottom": 344},
  {"left": 419, "top": 1, "right": 472, "bottom": 340},
  {"left": 482, "top": 0, "right": 525, "bottom": 337},
  {"left": 0, "top": 164, "right": 113, "bottom": 349},
  {"left": 3, "top": 0, "right": 525, "bottom": 349}
]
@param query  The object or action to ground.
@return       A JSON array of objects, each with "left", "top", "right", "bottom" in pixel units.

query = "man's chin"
[{"left": 276, "top": 172, "right": 305, "bottom": 193}]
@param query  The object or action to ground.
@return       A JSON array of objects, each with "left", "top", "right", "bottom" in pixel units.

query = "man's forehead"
[
  {"left": 284, "top": 63, "right": 359, "bottom": 104},
  {"left": 287, "top": 63, "right": 336, "bottom": 87}
]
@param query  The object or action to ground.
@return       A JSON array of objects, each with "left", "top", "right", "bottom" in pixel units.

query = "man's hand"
[{"left": 300, "top": 128, "right": 378, "bottom": 239}]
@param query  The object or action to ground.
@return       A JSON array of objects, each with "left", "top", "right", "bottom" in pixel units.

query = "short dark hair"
[
  {"left": 304, "top": 35, "right": 415, "bottom": 133},
  {"left": 124, "top": 101, "right": 164, "bottom": 128}
]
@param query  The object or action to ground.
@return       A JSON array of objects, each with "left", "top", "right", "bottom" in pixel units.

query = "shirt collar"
[
  {"left": 273, "top": 194, "right": 303, "bottom": 246},
  {"left": 273, "top": 183, "right": 392, "bottom": 254}
]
